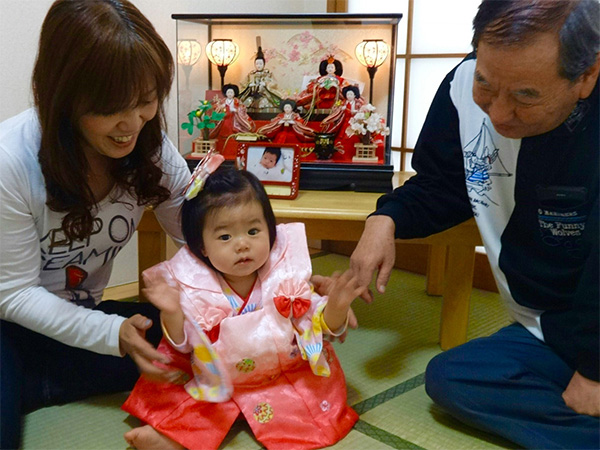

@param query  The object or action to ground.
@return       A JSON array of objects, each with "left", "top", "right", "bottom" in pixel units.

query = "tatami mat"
[
  {"left": 22, "top": 393, "right": 133, "bottom": 450},
  {"left": 22, "top": 252, "right": 513, "bottom": 450}
]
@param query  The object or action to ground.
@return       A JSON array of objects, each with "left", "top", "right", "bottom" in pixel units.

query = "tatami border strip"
[
  {"left": 353, "top": 420, "right": 427, "bottom": 449},
  {"left": 312, "top": 253, "right": 427, "bottom": 448},
  {"left": 352, "top": 373, "right": 426, "bottom": 415}
]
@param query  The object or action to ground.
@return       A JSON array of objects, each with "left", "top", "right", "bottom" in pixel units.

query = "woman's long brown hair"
[{"left": 33, "top": 0, "right": 174, "bottom": 241}]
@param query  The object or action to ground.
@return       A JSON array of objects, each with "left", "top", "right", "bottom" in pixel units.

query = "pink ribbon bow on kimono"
[{"left": 273, "top": 279, "right": 313, "bottom": 319}]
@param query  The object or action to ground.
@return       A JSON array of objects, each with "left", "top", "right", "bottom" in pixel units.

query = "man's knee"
[{"left": 424, "top": 351, "right": 456, "bottom": 406}]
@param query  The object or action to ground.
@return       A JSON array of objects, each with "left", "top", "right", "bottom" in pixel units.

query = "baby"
[{"left": 123, "top": 154, "right": 363, "bottom": 450}]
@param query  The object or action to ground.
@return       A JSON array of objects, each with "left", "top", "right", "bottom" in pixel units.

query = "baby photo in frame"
[{"left": 237, "top": 142, "right": 300, "bottom": 199}]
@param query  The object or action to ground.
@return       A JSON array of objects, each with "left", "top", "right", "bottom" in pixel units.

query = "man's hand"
[
  {"left": 563, "top": 371, "right": 600, "bottom": 416},
  {"left": 350, "top": 215, "right": 396, "bottom": 302},
  {"left": 119, "top": 315, "right": 186, "bottom": 384}
]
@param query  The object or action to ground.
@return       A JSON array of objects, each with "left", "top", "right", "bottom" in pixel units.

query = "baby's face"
[
  {"left": 260, "top": 152, "right": 277, "bottom": 169},
  {"left": 201, "top": 201, "right": 270, "bottom": 289}
]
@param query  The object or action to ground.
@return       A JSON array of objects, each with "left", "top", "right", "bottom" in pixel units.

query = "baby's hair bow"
[{"left": 183, "top": 149, "right": 225, "bottom": 200}]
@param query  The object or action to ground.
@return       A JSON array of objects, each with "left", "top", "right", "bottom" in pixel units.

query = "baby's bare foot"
[{"left": 124, "top": 425, "right": 185, "bottom": 450}]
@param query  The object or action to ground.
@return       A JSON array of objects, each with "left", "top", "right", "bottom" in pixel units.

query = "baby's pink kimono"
[{"left": 122, "top": 223, "right": 358, "bottom": 450}]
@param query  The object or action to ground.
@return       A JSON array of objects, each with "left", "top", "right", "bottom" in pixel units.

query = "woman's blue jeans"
[{"left": 0, "top": 301, "right": 161, "bottom": 449}]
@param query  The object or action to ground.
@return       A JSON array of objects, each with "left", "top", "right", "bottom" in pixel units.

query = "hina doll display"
[
  {"left": 209, "top": 84, "right": 256, "bottom": 140},
  {"left": 207, "top": 84, "right": 255, "bottom": 157},
  {"left": 239, "top": 44, "right": 283, "bottom": 112},
  {"left": 295, "top": 56, "right": 349, "bottom": 116},
  {"left": 257, "top": 99, "right": 315, "bottom": 144},
  {"left": 320, "top": 85, "right": 366, "bottom": 154}
]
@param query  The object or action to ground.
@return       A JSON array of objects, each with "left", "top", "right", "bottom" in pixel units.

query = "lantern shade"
[
  {"left": 205, "top": 39, "right": 239, "bottom": 88},
  {"left": 355, "top": 40, "right": 389, "bottom": 69},
  {"left": 177, "top": 39, "right": 202, "bottom": 66},
  {"left": 355, "top": 40, "right": 389, "bottom": 103},
  {"left": 205, "top": 39, "right": 239, "bottom": 67}
]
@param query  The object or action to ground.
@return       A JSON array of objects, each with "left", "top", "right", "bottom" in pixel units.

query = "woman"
[{"left": 0, "top": 1, "right": 190, "bottom": 448}]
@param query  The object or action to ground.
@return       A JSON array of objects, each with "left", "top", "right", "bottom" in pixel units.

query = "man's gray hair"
[
  {"left": 560, "top": 0, "right": 600, "bottom": 80},
  {"left": 473, "top": 0, "right": 599, "bottom": 81}
]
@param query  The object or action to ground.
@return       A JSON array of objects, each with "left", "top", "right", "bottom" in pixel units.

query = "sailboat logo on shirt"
[{"left": 463, "top": 119, "right": 512, "bottom": 205}]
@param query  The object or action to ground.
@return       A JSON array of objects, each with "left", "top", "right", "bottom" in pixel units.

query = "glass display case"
[{"left": 172, "top": 13, "right": 402, "bottom": 192}]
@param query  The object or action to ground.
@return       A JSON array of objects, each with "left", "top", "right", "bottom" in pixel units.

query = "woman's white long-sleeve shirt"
[{"left": 0, "top": 109, "right": 190, "bottom": 356}]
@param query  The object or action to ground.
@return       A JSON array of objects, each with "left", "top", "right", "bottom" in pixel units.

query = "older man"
[{"left": 350, "top": 0, "right": 599, "bottom": 448}]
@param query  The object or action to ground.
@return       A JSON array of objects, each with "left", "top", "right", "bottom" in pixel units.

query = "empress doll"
[{"left": 296, "top": 56, "right": 349, "bottom": 115}]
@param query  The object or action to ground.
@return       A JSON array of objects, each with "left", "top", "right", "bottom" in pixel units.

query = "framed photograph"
[
  {"left": 174, "top": 13, "right": 402, "bottom": 193},
  {"left": 237, "top": 142, "right": 300, "bottom": 199}
]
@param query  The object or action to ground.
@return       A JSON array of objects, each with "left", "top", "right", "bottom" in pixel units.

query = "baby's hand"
[
  {"left": 141, "top": 269, "right": 182, "bottom": 316},
  {"left": 328, "top": 270, "right": 365, "bottom": 309},
  {"left": 323, "top": 270, "right": 366, "bottom": 333}
]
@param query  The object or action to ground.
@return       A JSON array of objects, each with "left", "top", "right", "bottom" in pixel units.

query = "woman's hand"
[{"left": 118, "top": 315, "right": 186, "bottom": 384}]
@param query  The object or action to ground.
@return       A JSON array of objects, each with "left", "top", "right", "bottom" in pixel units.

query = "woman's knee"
[{"left": 1, "top": 322, "right": 24, "bottom": 449}]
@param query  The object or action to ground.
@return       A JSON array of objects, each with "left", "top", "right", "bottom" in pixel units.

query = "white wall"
[
  {"left": 0, "top": 0, "right": 327, "bottom": 134},
  {"left": 0, "top": 0, "right": 327, "bottom": 288}
]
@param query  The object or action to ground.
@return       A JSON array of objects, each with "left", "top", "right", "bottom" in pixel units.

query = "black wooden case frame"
[{"left": 173, "top": 13, "right": 402, "bottom": 193}]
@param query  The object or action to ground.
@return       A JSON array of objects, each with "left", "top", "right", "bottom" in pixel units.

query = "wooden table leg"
[
  {"left": 137, "top": 211, "right": 167, "bottom": 301},
  {"left": 439, "top": 244, "right": 476, "bottom": 350},
  {"left": 426, "top": 244, "right": 447, "bottom": 296}
]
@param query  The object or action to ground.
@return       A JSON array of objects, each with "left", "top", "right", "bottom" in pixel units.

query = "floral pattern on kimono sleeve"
[
  {"left": 293, "top": 300, "right": 332, "bottom": 377},
  {"left": 183, "top": 320, "right": 233, "bottom": 403}
]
